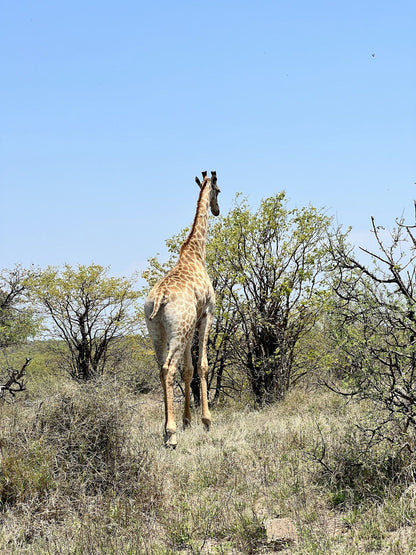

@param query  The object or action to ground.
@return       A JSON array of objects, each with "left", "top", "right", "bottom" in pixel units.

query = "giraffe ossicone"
[{"left": 144, "top": 170, "right": 220, "bottom": 447}]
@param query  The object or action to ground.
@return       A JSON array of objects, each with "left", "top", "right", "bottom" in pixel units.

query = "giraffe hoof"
[
  {"left": 202, "top": 417, "right": 211, "bottom": 431},
  {"left": 164, "top": 431, "right": 177, "bottom": 448},
  {"left": 183, "top": 417, "right": 191, "bottom": 429}
]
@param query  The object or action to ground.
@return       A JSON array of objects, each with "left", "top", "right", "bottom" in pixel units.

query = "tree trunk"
[
  {"left": 191, "top": 333, "right": 201, "bottom": 407},
  {"left": 247, "top": 349, "right": 266, "bottom": 406},
  {"left": 213, "top": 357, "right": 224, "bottom": 404}
]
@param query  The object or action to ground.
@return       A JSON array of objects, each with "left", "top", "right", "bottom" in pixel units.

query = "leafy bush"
[
  {"left": 329, "top": 212, "right": 416, "bottom": 451},
  {"left": 306, "top": 415, "right": 413, "bottom": 512},
  {"left": 0, "top": 438, "right": 55, "bottom": 509},
  {"left": 0, "top": 381, "right": 157, "bottom": 515},
  {"left": 36, "top": 385, "right": 133, "bottom": 493}
]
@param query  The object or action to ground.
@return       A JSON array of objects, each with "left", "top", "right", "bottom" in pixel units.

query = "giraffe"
[{"left": 144, "top": 171, "right": 220, "bottom": 447}]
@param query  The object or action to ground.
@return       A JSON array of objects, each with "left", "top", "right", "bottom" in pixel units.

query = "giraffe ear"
[{"left": 195, "top": 176, "right": 202, "bottom": 188}]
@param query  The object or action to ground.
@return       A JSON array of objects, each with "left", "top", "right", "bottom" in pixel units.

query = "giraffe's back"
[{"left": 145, "top": 260, "right": 214, "bottom": 325}]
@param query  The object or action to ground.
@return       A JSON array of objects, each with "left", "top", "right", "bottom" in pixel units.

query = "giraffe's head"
[{"left": 195, "top": 170, "right": 220, "bottom": 216}]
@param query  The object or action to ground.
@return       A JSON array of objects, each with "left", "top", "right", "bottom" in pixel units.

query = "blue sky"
[{"left": 1, "top": 1, "right": 415, "bottom": 278}]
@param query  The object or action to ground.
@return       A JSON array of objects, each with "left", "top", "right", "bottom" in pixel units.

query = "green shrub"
[
  {"left": 0, "top": 438, "right": 55, "bottom": 508},
  {"left": 0, "top": 381, "right": 157, "bottom": 514},
  {"left": 36, "top": 385, "right": 131, "bottom": 493},
  {"left": 308, "top": 417, "right": 412, "bottom": 511}
]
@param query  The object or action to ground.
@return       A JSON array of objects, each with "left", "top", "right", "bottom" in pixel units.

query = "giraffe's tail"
[{"left": 148, "top": 291, "right": 166, "bottom": 320}]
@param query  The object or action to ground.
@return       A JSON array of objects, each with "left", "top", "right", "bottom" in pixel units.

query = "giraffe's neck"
[{"left": 179, "top": 182, "right": 210, "bottom": 264}]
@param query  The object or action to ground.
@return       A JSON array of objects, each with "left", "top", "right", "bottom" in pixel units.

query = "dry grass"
[{"left": 0, "top": 377, "right": 415, "bottom": 554}]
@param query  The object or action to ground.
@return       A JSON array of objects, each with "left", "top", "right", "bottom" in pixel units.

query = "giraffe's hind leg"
[
  {"left": 160, "top": 345, "right": 182, "bottom": 447},
  {"left": 144, "top": 313, "right": 178, "bottom": 447},
  {"left": 153, "top": 302, "right": 196, "bottom": 447}
]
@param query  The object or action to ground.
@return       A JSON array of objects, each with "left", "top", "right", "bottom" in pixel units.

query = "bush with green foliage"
[
  {"left": 0, "top": 381, "right": 158, "bottom": 514},
  {"left": 28, "top": 264, "right": 140, "bottom": 380},
  {"left": 0, "top": 266, "right": 39, "bottom": 402},
  {"left": 329, "top": 211, "right": 416, "bottom": 453},
  {"left": 143, "top": 192, "right": 343, "bottom": 405},
  {"left": 0, "top": 266, "right": 38, "bottom": 349}
]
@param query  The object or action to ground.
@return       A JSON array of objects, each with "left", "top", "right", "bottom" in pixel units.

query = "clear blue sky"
[{"left": 1, "top": 1, "right": 415, "bottom": 278}]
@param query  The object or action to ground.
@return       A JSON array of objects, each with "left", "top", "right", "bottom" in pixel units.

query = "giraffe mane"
[{"left": 180, "top": 179, "right": 209, "bottom": 256}]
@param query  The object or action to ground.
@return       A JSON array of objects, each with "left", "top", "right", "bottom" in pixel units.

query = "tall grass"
[{"left": 0, "top": 374, "right": 415, "bottom": 553}]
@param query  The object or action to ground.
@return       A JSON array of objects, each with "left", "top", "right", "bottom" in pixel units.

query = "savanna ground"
[{"left": 0, "top": 343, "right": 415, "bottom": 554}]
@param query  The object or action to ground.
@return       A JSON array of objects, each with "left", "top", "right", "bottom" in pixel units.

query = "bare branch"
[{"left": 0, "top": 357, "right": 31, "bottom": 402}]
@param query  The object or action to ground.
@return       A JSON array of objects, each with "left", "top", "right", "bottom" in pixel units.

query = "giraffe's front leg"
[
  {"left": 182, "top": 341, "right": 193, "bottom": 429},
  {"left": 198, "top": 314, "right": 213, "bottom": 431}
]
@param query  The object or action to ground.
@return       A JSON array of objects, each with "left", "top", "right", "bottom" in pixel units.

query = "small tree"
[
  {"left": 143, "top": 193, "right": 338, "bottom": 405},
  {"left": 0, "top": 357, "right": 31, "bottom": 402},
  {"left": 329, "top": 206, "right": 416, "bottom": 449},
  {"left": 29, "top": 264, "right": 140, "bottom": 380},
  {"left": 0, "top": 266, "right": 38, "bottom": 349},
  {"left": 209, "top": 193, "right": 335, "bottom": 404},
  {"left": 0, "top": 266, "right": 38, "bottom": 402}
]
